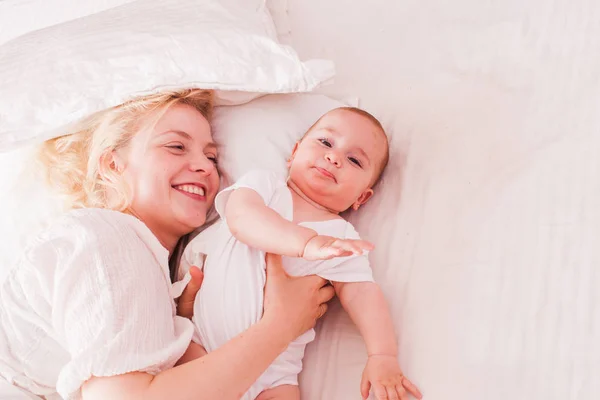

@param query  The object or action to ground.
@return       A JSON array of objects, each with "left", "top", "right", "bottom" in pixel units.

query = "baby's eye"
[
  {"left": 348, "top": 157, "right": 362, "bottom": 167},
  {"left": 319, "top": 138, "right": 332, "bottom": 147},
  {"left": 207, "top": 155, "right": 218, "bottom": 165}
]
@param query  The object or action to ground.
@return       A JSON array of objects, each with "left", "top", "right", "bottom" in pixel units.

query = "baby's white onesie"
[{"left": 182, "top": 170, "right": 374, "bottom": 400}]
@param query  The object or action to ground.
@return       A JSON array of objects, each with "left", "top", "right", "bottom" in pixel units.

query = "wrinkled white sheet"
[
  {"left": 0, "top": 1, "right": 598, "bottom": 399},
  {"left": 269, "top": 1, "right": 600, "bottom": 399}
]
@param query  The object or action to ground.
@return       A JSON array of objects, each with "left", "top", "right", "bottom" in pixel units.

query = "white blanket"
[
  {"left": 0, "top": 1, "right": 598, "bottom": 399},
  {"left": 271, "top": 1, "right": 600, "bottom": 399}
]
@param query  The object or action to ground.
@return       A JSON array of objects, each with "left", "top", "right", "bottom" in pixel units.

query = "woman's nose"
[{"left": 190, "top": 156, "right": 216, "bottom": 174}]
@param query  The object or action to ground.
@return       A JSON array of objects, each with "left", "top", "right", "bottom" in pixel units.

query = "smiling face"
[
  {"left": 113, "top": 103, "right": 220, "bottom": 250},
  {"left": 288, "top": 108, "right": 388, "bottom": 213}
]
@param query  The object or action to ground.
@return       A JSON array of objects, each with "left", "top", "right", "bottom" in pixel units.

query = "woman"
[{"left": 0, "top": 89, "right": 335, "bottom": 400}]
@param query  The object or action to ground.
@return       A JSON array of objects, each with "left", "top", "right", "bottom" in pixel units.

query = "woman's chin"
[{"left": 176, "top": 209, "right": 207, "bottom": 231}]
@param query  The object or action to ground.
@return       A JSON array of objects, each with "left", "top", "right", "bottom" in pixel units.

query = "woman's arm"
[
  {"left": 83, "top": 318, "right": 291, "bottom": 400},
  {"left": 82, "top": 254, "right": 334, "bottom": 400}
]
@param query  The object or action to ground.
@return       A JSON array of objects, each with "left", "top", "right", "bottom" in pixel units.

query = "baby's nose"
[{"left": 325, "top": 152, "right": 341, "bottom": 166}]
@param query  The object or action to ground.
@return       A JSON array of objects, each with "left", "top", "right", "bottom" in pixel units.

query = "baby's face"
[{"left": 288, "top": 109, "right": 388, "bottom": 213}]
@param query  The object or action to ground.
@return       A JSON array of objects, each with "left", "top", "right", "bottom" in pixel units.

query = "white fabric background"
[
  {"left": 264, "top": 1, "right": 600, "bottom": 399},
  {"left": 0, "top": 1, "right": 598, "bottom": 399}
]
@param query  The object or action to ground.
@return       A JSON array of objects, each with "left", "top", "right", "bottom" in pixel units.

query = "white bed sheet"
[
  {"left": 0, "top": 1, "right": 598, "bottom": 399},
  {"left": 268, "top": 1, "right": 600, "bottom": 399}
]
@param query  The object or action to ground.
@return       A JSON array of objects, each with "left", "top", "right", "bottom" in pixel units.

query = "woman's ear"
[
  {"left": 99, "top": 150, "right": 125, "bottom": 179},
  {"left": 111, "top": 150, "right": 127, "bottom": 172},
  {"left": 351, "top": 188, "right": 374, "bottom": 211},
  {"left": 287, "top": 141, "right": 300, "bottom": 168}
]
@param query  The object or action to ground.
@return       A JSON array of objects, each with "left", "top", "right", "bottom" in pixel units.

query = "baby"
[{"left": 182, "top": 107, "right": 422, "bottom": 400}]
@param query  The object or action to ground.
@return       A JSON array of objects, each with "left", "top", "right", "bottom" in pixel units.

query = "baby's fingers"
[
  {"left": 373, "top": 383, "right": 389, "bottom": 400},
  {"left": 347, "top": 239, "right": 375, "bottom": 254},
  {"left": 394, "top": 385, "right": 408, "bottom": 400},
  {"left": 387, "top": 384, "right": 401, "bottom": 400},
  {"left": 334, "top": 239, "right": 373, "bottom": 255},
  {"left": 360, "top": 376, "right": 371, "bottom": 399},
  {"left": 355, "top": 239, "right": 375, "bottom": 251},
  {"left": 320, "top": 246, "right": 352, "bottom": 259},
  {"left": 401, "top": 377, "right": 422, "bottom": 399}
]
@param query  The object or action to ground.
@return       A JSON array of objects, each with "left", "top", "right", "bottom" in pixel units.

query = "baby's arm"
[
  {"left": 335, "top": 281, "right": 422, "bottom": 400},
  {"left": 225, "top": 187, "right": 374, "bottom": 259},
  {"left": 225, "top": 187, "right": 317, "bottom": 257},
  {"left": 335, "top": 281, "right": 398, "bottom": 356}
]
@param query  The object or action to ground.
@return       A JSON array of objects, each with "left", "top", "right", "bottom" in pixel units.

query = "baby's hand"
[
  {"left": 302, "top": 235, "right": 374, "bottom": 261},
  {"left": 361, "top": 355, "right": 422, "bottom": 400}
]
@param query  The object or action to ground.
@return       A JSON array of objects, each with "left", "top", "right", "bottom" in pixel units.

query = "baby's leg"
[{"left": 255, "top": 385, "right": 300, "bottom": 400}]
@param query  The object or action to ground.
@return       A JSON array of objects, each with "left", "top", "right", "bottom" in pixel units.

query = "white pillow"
[
  {"left": 0, "top": 0, "right": 335, "bottom": 151},
  {"left": 211, "top": 93, "right": 346, "bottom": 187},
  {"left": 0, "top": 0, "right": 137, "bottom": 45},
  {"left": 0, "top": 0, "right": 280, "bottom": 45}
]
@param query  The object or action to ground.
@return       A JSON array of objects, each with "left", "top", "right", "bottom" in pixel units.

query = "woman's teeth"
[{"left": 176, "top": 185, "right": 205, "bottom": 196}]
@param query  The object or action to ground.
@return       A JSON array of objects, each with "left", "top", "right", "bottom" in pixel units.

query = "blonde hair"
[{"left": 38, "top": 88, "right": 214, "bottom": 211}]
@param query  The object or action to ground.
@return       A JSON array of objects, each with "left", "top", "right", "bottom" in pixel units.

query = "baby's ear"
[
  {"left": 287, "top": 141, "right": 300, "bottom": 167},
  {"left": 352, "top": 188, "right": 374, "bottom": 210}
]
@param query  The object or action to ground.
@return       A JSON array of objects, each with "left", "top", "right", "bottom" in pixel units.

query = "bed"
[
  {"left": 274, "top": 1, "right": 600, "bottom": 399},
  {"left": 1, "top": 0, "right": 598, "bottom": 399}
]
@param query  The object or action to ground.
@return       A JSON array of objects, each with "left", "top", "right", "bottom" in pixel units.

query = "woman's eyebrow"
[
  {"left": 205, "top": 141, "right": 218, "bottom": 151},
  {"left": 163, "top": 130, "right": 192, "bottom": 140},
  {"left": 161, "top": 131, "right": 218, "bottom": 150}
]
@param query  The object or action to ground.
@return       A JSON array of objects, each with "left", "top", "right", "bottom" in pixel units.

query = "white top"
[
  {"left": 181, "top": 170, "right": 373, "bottom": 399},
  {"left": 0, "top": 208, "right": 194, "bottom": 400},
  {"left": 182, "top": 169, "right": 375, "bottom": 284},
  {"left": 182, "top": 170, "right": 374, "bottom": 352}
]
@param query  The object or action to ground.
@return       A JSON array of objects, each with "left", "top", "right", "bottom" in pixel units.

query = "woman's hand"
[
  {"left": 262, "top": 253, "right": 335, "bottom": 342},
  {"left": 176, "top": 266, "right": 204, "bottom": 319}
]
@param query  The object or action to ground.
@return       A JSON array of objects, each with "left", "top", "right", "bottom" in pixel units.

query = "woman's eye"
[
  {"left": 167, "top": 144, "right": 185, "bottom": 151},
  {"left": 319, "top": 138, "right": 332, "bottom": 147},
  {"left": 349, "top": 157, "right": 362, "bottom": 167}
]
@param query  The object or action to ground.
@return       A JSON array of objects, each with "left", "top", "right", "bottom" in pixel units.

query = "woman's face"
[{"left": 116, "top": 104, "right": 220, "bottom": 251}]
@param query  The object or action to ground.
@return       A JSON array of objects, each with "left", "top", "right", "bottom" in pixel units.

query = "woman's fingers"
[
  {"left": 265, "top": 253, "right": 285, "bottom": 276},
  {"left": 315, "top": 303, "right": 328, "bottom": 320},
  {"left": 317, "top": 283, "right": 335, "bottom": 304},
  {"left": 189, "top": 265, "right": 204, "bottom": 286},
  {"left": 176, "top": 266, "right": 204, "bottom": 319},
  {"left": 263, "top": 253, "right": 337, "bottom": 339}
]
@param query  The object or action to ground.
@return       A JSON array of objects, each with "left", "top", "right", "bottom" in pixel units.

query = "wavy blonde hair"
[{"left": 38, "top": 89, "right": 214, "bottom": 211}]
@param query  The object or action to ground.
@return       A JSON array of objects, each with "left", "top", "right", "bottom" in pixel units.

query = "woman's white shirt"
[{"left": 0, "top": 208, "right": 193, "bottom": 399}]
